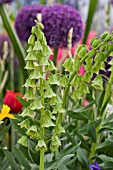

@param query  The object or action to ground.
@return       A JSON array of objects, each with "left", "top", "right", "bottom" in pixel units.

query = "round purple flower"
[
  {"left": 15, "top": 5, "right": 44, "bottom": 42},
  {"left": 42, "top": 4, "right": 83, "bottom": 48},
  {"left": 0, "top": 0, "right": 13, "bottom": 4}
]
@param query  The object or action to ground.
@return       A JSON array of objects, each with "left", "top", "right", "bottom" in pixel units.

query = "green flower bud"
[
  {"left": 50, "top": 135, "right": 61, "bottom": 151},
  {"left": 56, "top": 124, "right": 65, "bottom": 135}
]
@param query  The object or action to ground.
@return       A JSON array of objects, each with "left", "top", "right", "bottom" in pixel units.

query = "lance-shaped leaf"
[
  {"left": 52, "top": 105, "right": 65, "bottom": 114},
  {"left": 18, "top": 119, "right": 30, "bottom": 130},
  {"left": 18, "top": 135, "right": 28, "bottom": 147},
  {"left": 26, "top": 125, "right": 39, "bottom": 139},
  {"left": 50, "top": 135, "right": 61, "bottom": 151},
  {"left": 24, "top": 88, "right": 36, "bottom": 100},
  {"left": 91, "top": 75, "right": 103, "bottom": 90},
  {"left": 25, "top": 61, "right": 36, "bottom": 70},
  {"left": 30, "top": 98, "right": 44, "bottom": 110},
  {"left": 59, "top": 76, "right": 68, "bottom": 87},
  {"left": 48, "top": 74, "right": 60, "bottom": 85},
  {"left": 45, "top": 60, "right": 57, "bottom": 71},
  {"left": 38, "top": 56, "right": 49, "bottom": 66},
  {"left": 63, "top": 58, "right": 73, "bottom": 72},
  {"left": 49, "top": 96, "right": 62, "bottom": 105},
  {"left": 35, "top": 140, "right": 47, "bottom": 150},
  {"left": 28, "top": 34, "right": 35, "bottom": 45},
  {"left": 25, "top": 51, "right": 37, "bottom": 60},
  {"left": 23, "top": 78, "right": 36, "bottom": 88},
  {"left": 44, "top": 88, "right": 56, "bottom": 98},
  {"left": 29, "top": 70, "right": 44, "bottom": 79},
  {"left": 21, "top": 107, "right": 36, "bottom": 118}
]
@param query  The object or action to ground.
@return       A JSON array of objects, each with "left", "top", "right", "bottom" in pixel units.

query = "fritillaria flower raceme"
[
  {"left": 3, "top": 90, "right": 23, "bottom": 114},
  {"left": 15, "top": 5, "right": 44, "bottom": 42},
  {"left": 89, "top": 161, "right": 100, "bottom": 170},
  {"left": 42, "top": 4, "right": 83, "bottom": 48}
]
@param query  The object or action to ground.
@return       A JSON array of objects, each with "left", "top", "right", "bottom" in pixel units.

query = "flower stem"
[{"left": 40, "top": 149, "right": 44, "bottom": 170}]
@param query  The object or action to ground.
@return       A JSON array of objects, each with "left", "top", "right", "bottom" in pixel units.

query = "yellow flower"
[{"left": 0, "top": 104, "right": 16, "bottom": 121}]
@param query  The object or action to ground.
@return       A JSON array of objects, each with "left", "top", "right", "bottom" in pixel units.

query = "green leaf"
[
  {"left": 13, "top": 146, "right": 31, "bottom": 170},
  {"left": 0, "top": 5, "right": 28, "bottom": 81},
  {"left": 3, "top": 149, "right": 19, "bottom": 169},
  {"left": 82, "top": 0, "right": 98, "bottom": 44},
  {"left": 77, "top": 147, "right": 88, "bottom": 168},
  {"left": 0, "top": 123, "right": 11, "bottom": 141},
  {"left": 17, "top": 96, "right": 30, "bottom": 107},
  {"left": 66, "top": 110, "right": 91, "bottom": 120},
  {"left": 87, "top": 122, "right": 96, "bottom": 142},
  {"left": 98, "top": 154, "right": 113, "bottom": 162}
]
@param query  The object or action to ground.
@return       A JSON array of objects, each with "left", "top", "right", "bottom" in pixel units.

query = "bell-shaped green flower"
[
  {"left": 21, "top": 107, "right": 36, "bottom": 118},
  {"left": 43, "top": 46, "right": 53, "bottom": 56},
  {"left": 73, "top": 59, "right": 81, "bottom": 71},
  {"left": 18, "top": 136, "right": 28, "bottom": 147},
  {"left": 25, "top": 51, "right": 37, "bottom": 61},
  {"left": 38, "top": 56, "right": 49, "bottom": 66},
  {"left": 47, "top": 74, "right": 59, "bottom": 85},
  {"left": 71, "top": 75, "right": 82, "bottom": 86},
  {"left": 24, "top": 88, "right": 36, "bottom": 100},
  {"left": 91, "top": 75, "right": 103, "bottom": 90},
  {"left": 18, "top": 119, "right": 30, "bottom": 130},
  {"left": 52, "top": 105, "right": 65, "bottom": 114},
  {"left": 50, "top": 135, "right": 61, "bottom": 151},
  {"left": 29, "top": 70, "right": 44, "bottom": 79},
  {"left": 25, "top": 61, "right": 36, "bottom": 70},
  {"left": 23, "top": 78, "right": 36, "bottom": 88},
  {"left": 49, "top": 96, "right": 62, "bottom": 105},
  {"left": 35, "top": 140, "right": 47, "bottom": 150},
  {"left": 41, "top": 117, "right": 55, "bottom": 127},
  {"left": 33, "top": 41, "right": 43, "bottom": 51},
  {"left": 59, "top": 76, "right": 68, "bottom": 87},
  {"left": 63, "top": 58, "right": 73, "bottom": 72},
  {"left": 56, "top": 124, "right": 65, "bottom": 135},
  {"left": 30, "top": 98, "right": 44, "bottom": 110},
  {"left": 26, "top": 125, "right": 39, "bottom": 139},
  {"left": 28, "top": 34, "right": 35, "bottom": 45},
  {"left": 44, "top": 88, "right": 56, "bottom": 98},
  {"left": 45, "top": 60, "right": 57, "bottom": 71}
]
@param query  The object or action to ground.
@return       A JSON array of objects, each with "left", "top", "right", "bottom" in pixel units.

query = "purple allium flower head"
[
  {"left": 15, "top": 4, "right": 44, "bottom": 42},
  {"left": 109, "top": 0, "right": 113, "bottom": 5},
  {"left": 42, "top": 4, "right": 83, "bottom": 48},
  {"left": 89, "top": 161, "right": 100, "bottom": 170},
  {"left": 0, "top": 0, "right": 13, "bottom": 4}
]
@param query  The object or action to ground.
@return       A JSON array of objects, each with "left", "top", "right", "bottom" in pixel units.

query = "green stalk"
[
  {"left": 52, "top": 48, "right": 58, "bottom": 67},
  {"left": 0, "top": 5, "right": 28, "bottom": 81},
  {"left": 39, "top": 78, "right": 45, "bottom": 170},
  {"left": 40, "top": 149, "right": 44, "bottom": 170}
]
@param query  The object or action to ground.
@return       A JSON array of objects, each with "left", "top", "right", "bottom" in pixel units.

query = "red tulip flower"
[{"left": 3, "top": 90, "right": 23, "bottom": 114}]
